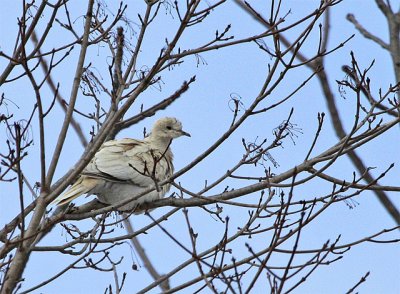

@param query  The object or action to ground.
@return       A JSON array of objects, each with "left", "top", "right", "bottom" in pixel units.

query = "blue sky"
[{"left": 1, "top": 1, "right": 399, "bottom": 293}]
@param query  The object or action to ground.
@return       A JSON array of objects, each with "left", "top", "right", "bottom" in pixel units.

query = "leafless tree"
[{"left": 0, "top": 1, "right": 399, "bottom": 293}]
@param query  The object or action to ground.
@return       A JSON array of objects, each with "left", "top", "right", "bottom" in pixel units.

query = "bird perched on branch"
[{"left": 51, "top": 117, "right": 190, "bottom": 212}]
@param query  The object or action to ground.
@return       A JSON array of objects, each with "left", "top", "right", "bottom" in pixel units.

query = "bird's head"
[{"left": 151, "top": 117, "right": 191, "bottom": 140}]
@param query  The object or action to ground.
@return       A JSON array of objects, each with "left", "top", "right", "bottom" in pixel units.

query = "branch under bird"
[{"left": 51, "top": 117, "right": 190, "bottom": 212}]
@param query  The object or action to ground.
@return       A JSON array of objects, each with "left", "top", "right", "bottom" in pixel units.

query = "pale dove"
[{"left": 51, "top": 117, "right": 190, "bottom": 212}]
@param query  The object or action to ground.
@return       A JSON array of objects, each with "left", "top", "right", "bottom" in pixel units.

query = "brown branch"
[
  {"left": 346, "top": 272, "right": 370, "bottom": 294},
  {"left": 30, "top": 31, "right": 88, "bottom": 147},
  {"left": 346, "top": 13, "right": 390, "bottom": 50},
  {"left": 0, "top": 2, "right": 96, "bottom": 292},
  {"left": 122, "top": 215, "right": 170, "bottom": 292},
  {"left": 110, "top": 76, "right": 196, "bottom": 138},
  {"left": 45, "top": 0, "right": 94, "bottom": 187},
  {"left": 234, "top": 0, "right": 400, "bottom": 225},
  {"left": 0, "top": 1, "right": 48, "bottom": 85}
]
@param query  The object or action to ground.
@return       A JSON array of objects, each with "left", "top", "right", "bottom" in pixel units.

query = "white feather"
[{"left": 51, "top": 117, "right": 189, "bottom": 213}]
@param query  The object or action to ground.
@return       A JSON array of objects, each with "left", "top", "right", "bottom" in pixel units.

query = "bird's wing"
[
  {"left": 51, "top": 177, "right": 98, "bottom": 206},
  {"left": 83, "top": 138, "right": 174, "bottom": 187}
]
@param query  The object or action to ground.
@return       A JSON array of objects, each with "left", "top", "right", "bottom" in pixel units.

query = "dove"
[{"left": 51, "top": 117, "right": 190, "bottom": 212}]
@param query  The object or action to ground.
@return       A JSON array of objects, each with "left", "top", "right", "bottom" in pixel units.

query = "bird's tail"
[{"left": 51, "top": 177, "right": 97, "bottom": 206}]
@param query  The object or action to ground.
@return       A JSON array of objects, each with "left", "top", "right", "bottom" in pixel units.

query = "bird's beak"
[{"left": 180, "top": 130, "right": 191, "bottom": 137}]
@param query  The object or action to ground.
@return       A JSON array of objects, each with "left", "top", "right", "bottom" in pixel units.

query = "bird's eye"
[{"left": 166, "top": 126, "right": 172, "bottom": 130}]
